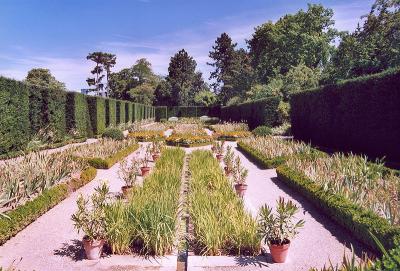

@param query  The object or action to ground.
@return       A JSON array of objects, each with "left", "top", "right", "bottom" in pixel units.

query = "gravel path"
[
  {"left": 0, "top": 143, "right": 174, "bottom": 271},
  {"left": 189, "top": 141, "right": 366, "bottom": 271}
]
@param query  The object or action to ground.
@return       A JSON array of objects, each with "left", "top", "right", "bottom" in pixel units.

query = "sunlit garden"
[{"left": 1, "top": 0, "right": 400, "bottom": 271}]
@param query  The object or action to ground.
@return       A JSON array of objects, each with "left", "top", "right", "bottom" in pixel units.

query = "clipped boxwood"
[
  {"left": 252, "top": 126, "right": 272, "bottom": 137},
  {"left": 0, "top": 166, "right": 97, "bottom": 245},
  {"left": 86, "top": 143, "right": 139, "bottom": 169},
  {"left": 237, "top": 141, "right": 288, "bottom": 169},
  {"left": 102, "top": 128, "right": 124, "bottom": 141},
  {"left": 0, "top": 77, "right": 30, "bottom": 155},
  {"left": 276, "top": 165, "right": 400, "bottom": 253}
]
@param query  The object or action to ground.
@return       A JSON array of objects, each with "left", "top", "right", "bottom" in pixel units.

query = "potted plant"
[
  {"left": 258, "top": 197, "right": 305, "bottom": 263},
  {"left": 118, "top": 157, "right": 140, "bottom": 197},
  {"left": 71, "top": 183, "right": 109, "bottom": 260},
  {"left": 215, "top": 141, "right": 225, "bottom": 162},
  {"left": 223, "top": 146, "right": 234, "bottom": 176},
  {"left": 232, "top": 156, "right": 248, "bottom": 197},
  {"left": 140, "top": 145, "right": 152, "bottom": 177},
  {"left": 151, "top": 141, "right": 163, "bottom": 161}
]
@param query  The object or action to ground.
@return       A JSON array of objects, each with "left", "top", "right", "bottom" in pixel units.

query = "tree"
[
  {"left": 324, "top": 0, "right": 400, "bottom": 82},
  {"left": 86, "top": 52, "right": 116, "bottom": 95},
  {"left": 167, "top": 49, "right": 205, "bottom": 106},
  {"left": 108, "top": 58, "right": 159, "bottom": 102},
  {"left": 25, "top": 68, "right": 66, "bottom": 91},
  {"left": 194, "top": 90, "right": 217, "bottom": 106},
  {"left": 154, "top": 80, "right": 173, "bottom": 106},
  {"left": 248, "top": 4, "right": 338, "bottom": 83},
  {"left": 129, "top": 83, "right": 154, "bottom": 105}
]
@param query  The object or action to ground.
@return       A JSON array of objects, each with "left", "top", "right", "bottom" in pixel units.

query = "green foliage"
[
  {"left": 0, "top": 77, "right": 30, "bottom": 154},
  {"left": 86, "top": 52, "right": 116, "bottom": 95},
  {"left": 87, "top": 96, "right": 106, "bottom": 135},
  {"left": 290, "top": 67, "right": 400, "bottom": 162},
  {"left": 65, "top": 92, "right": 92, "bottom": 138},
  {"left": 194, "top": 90, "right": 217, "bottom": 106},
  {"left": 221, "top": 96, "right": 281, "bottom": 129},
  {"left": 25, "top": 68, "right": 66, "bottom": 92},
  {"left": 129, "top": 83, "right": 155, "bottom": 105},
  {"left": 248, "top": 4, "right": 337, "bottom": 83},
  {"left": 102, "top": 128, "right": 124, "bottom": 141},
  {"left": 237, "top": 141, "right": 287, "bottom": 169},
  {"left": 116, "top": 101, "right": 126, "bottom": 124},
  {"left": 105, "top": 98, "right": 117, "bottom": 127},
  {"left": 252, "top": 126, "right": 272, "bottom": 137},
  {"left": 86, "top": 143, "right": 139, "bottom": 169},
  {"left": 373, "top": 239, "right": 400, "bottom": 270},
  {"left": 0, "top": 166, "right": 96, "bottom": 245}
]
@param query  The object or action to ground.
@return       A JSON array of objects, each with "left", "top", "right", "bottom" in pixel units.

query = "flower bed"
[
  {"left": 210, "top": 122, "right": 249, "bottom": 133},
  {"left": 166, "top": 131, "right": 213, "bottom": 147},
  {"left": 71, "top": 138, "right": 139, "bottom": 169},
  {"left": 188, "top": 150, "right": 260, "bottom": 255},
  {"left": 104, "top": 148, "right": 185, "bottom": 255},
  {"left": 0, "top": 166, "right": 97, "bottom": 245},
  {"left": 237, "top": 136, "right": 315, "bottom": 168},
  {"left": 213, "top": 131, "right": 252, "bottom": 141},
  {"left": 129, "top": 131, "right": 165, "bottom": 142}
]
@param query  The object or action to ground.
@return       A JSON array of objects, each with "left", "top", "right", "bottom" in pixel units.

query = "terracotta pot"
[
  {"left": 234, "top": 183, "right": 248, "bottom": 197},
  {"left": 216, "top": 154, "right": 223, "bottom": 162},
  {"left": 121, "top": 185, "right": 133, "bottom": 198},
  {"left": 140, "top": 166, "right": 151, "bottom": 177},
  {"left": 152, "top": 153, "right": 160, "bottom": 161},
  {"left": 269, "top": 242, "right": 290, "bottom": 263},
  {"left": 224, "top": 166, "right": 231, "bottom": 176},
  {"left": 82, "top": 236, "right": 105, "bottom": 260}
]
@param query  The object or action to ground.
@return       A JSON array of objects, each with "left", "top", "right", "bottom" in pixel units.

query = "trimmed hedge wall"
[
  {"left": 0, "top": 166, "right": 97, "bottom": 245},
  {"left": 65, "top": 92, "right": 92, "bottom": 137},
  {"left": 155, "top": 106, "right": 221, "bottom": 121},
  {"left": 220, "top": 97, "right": 280, "bottom": 129},
  {"left": 0, "top": 77, "right": 30, "bottom": 154},
  {"left": 87, "top": 96, "right": 106, "bottom": 135},
  {"left": 29, "top": 85, "right": 67, "bottom": 139},
  {"left": 290, "top": 68, "right": 400, "bottom": 163},
  {"left": 105, "top": 98, "right": 117, "bottom": 127},
  {"left": 116, "top": 100, "right": 126, "bottom": 124},
  {"left": 126, "top": 102, "right": 133, "bottom": 123}
]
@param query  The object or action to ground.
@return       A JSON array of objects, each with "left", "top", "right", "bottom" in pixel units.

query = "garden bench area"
[{"left": 0, "top": 68, "right": 399, "bottom": 271}]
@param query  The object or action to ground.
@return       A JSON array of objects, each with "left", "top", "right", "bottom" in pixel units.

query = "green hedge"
[
  {"left": 290, "top": 68, "right": 400, "bottom": 163},
  {"left": 116, "top": 100, "right": 126, "bottom": 124},
  {"left": 0, "top": 77, "right": 30, "bottom": 154},
  {"left": 0, "top": 166, "right": 97, "bottom": 245},
  {"left": 86, "top": 143, "right": 139, "bottom": 169},
  {"left": 65, "top": 92, "right": 92, "bottom": 137},
  {"left": 220, "top": 97, "right": 280, "bottom": 129},
  {"left": 87, "top": 96, "right": 106, "bottom": 135},
  {"left": 277, "top": 165, "right": 400, "bottom": 253},
  {"left": 105, "top": 98, "right": 117, "bottom": 127},
  {"left": 29, "top": 85, "right": 66, "bottom": 139},
  {"left": 126, "top": 102, "right": 133, "bottom": 123},
  {"left": 155, "top": 106, "right": 220, "bottom": 121}
]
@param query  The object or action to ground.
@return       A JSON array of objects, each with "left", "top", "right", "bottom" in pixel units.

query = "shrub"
[
  {"left": 102, "top": 128, "right": 124, "bottom": 141},
  {"left": 87, "top": 96, "right": 106, "bottom": 135},
  {"left": 252, "top": 126, "right": 272, "bottom": 136},
  {"left": 0, "top": 77, "right": 30, "bottom": 154},
  {"left": 290, "top": 68, "right": 400, "bottom": 163},
  {"left": 66, "top": 92, "right": 92, "bottom": 138}
]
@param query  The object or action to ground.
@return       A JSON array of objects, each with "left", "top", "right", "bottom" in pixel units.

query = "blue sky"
[{"left": 0, "top": 0, "right": 374, "bottom": 91}]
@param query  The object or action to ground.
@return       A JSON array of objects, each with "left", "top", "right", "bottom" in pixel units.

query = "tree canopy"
[{"left": 25, "top": 68, "right": 66, "bottom": 91}]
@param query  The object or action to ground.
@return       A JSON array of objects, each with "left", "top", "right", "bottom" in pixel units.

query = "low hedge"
[
  {"left": 0, "top": 166, "right": 97, "bottom": 245},
  {"left": 237, "top": 141, "right": 288, "bottom": 169},
  {"left": 86, "top": 143, "right": 139, "bottom": 169},
  {"left": 276, "top": 165, "right": 400, "bottom": 253},
  {"left": 165, "top": 141, "right": 212, "bottom": 148},
  {"left": 213, "top": 131, "right": 252, "bottom": 141}
]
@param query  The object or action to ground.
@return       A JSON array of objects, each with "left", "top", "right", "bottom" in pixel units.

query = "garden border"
[
  {"left": 0, "top": 166, "right": 97, "bottom": 245},
  {"left": 85, "top": 143, "right": 139, "bottom": 169},
  {"left": 236, "top": 141, "right": 288, "bottom": 169}
]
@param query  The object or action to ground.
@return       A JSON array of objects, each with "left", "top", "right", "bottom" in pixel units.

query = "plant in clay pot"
[
  {"left": 258, "top": 197, "right": 305, "bottom": 263},
  {"left": 151, "top": 141, "right": 163, "bottom": 161},
  {"left": 215, "top": 141, "right": 225, "bottom": 162},
  {"left": 223, "top": 146, "right": 234, "bottom": 176},
  {"left": 140, "top": 145, "right": 152, "bottom": 176},
  {"left": 232, "top": 156, "right": 248, "bottom": 197},
  {"left": 118, "top": 157, "right": 140, "bottom": 198},
  {"left": 71, "top": 183, "right": 110, "bottom": 260}
]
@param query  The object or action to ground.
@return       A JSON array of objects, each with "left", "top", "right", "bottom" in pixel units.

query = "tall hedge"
[
  {"left": 65, "top": 92, "right": 92, "bottom": 137},
  {"left": 28, "top": 85, "right": 66, "bottom": 140},
  {"left": 87, "top": 96, "right": 106, "bottom": 135},
  {"left": 220, "top": 97, "right": 280, "bottom": 129},
  {"left": 0, "top": 77, "right": 30, "bottom": 154},
  {"left": 105, "top": 99, "right": 116, "bottom": 127},
  {"left": 116, "top": 100, "right": 126, "bottom": 124},
  {"left": 290, "top": 68, "right": 400, "bottom": 162},
  {"left": 126, "top": 102, "right": 133, "bottom": 123}
]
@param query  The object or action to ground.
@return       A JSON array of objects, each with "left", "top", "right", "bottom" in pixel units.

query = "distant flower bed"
[
  {"left": 166, "top": 130, "right": 212, "bottom": 146},
  {"left": 129, "top": 131, "right": 165, "bottom": 142},
  {"left": 71, "top": 138, "right": 137, "bottom": 159},
  {"left": 210, "top": 122, "right": 249, "bottom": 133},
  {"left": 128, "top": 122, "right": 167, "bottom": 132},
  {"left": 213, "top": 131, "right": 252, "bottom": 140}
]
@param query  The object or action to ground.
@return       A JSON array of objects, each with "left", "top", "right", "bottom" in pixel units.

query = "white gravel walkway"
[
  {"left": 0, "top": 143, "right": 176, "bottom": 271},
  {"left": 188, "top": 142, "right": 367, "bottom": 271}
]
